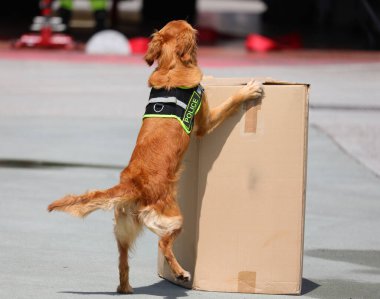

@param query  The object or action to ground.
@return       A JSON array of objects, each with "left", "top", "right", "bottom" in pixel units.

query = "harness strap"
[{"left": 148, "top": 97, "right": 188, "bottom": 110}]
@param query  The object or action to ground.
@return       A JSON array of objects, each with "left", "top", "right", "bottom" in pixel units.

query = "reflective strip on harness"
[{"left": 148, "top": 97, "right": 188, "bottom": 110}]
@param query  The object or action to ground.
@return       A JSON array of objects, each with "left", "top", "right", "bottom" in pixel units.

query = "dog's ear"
[
  {"left": 176, "top": 28, "right": 196, "bottom": 65},
  {"left": 144, "top": 31, "right": 163, "bottom": 66}
]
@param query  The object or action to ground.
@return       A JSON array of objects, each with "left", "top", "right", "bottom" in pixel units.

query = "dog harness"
[{"left": 143, "top": 85, "right": 204, "bottom": 134}]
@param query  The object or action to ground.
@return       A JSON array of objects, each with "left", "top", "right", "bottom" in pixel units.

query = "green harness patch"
[{"left": 182, "top": 90, "right": 202, "bottom": 131}]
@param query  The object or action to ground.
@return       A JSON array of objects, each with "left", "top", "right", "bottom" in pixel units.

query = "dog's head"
[{"left": 144, "top": 20, "right": 197, "bottom": 68}]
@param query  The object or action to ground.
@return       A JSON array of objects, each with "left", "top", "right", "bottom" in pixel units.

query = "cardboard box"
[{"left": 158, "top": 77, "right": 309, "bottom": 294}]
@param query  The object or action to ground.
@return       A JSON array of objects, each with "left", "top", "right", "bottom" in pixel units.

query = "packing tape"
[
  {"left": 238, "top": 271, "right": 256, "bottom": 292},
  {"left": 244, "top": 99, "right": 261, "bottom": 133}
]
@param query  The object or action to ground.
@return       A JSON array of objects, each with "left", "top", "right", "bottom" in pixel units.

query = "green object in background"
[
  {"left": 59, "top": 0, "right": 73, "bottom": 10},
  {"left": 90, "top": 0, "right": 107, "bottom": 11},
  {"left": 59, "top": 0, "right": 107, "bottom": 11}
]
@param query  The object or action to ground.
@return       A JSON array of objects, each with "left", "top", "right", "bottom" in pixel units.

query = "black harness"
[{"left": 143, "top": 85, "right": 204, "bottom": 134}]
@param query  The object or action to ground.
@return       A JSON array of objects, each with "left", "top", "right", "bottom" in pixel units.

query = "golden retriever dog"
[{"left": 48, "top": 20, "right": 263, "bottom": 294}]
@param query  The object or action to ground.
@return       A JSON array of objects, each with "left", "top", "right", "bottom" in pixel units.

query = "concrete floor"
[{"left": 0, "top": 48, "right": 380, "bottom": 299}]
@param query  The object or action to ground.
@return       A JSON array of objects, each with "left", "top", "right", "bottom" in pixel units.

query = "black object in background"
[{"left": 142, "top": 0, "right": 197, "bottom": 33}]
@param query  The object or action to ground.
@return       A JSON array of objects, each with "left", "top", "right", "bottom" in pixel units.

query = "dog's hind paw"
[
  {"left": 176, "top": 270, "right": 191, "bottom": 282},
  {"left": 117, "top": 285, "right": 134, "bottom": 294}
]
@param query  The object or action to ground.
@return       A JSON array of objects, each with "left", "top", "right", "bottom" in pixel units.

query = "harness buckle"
[{"left": 153, "top": 103, "right": 164, "bottom": 113}]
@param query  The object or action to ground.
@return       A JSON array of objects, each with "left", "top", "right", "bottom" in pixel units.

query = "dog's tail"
[{"left": 47, "top": 184, "right": 135, "bottom": 218}]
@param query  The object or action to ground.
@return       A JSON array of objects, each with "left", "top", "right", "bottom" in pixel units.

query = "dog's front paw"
[
  {"left": 238, "top": 80, "right": 264, "bottom": 101},
  {"left": 117, "top": 284, "right": 134, "bottom": 294},
  {"left": 175, "top": 270, "right": 191, "bottom": 282}
]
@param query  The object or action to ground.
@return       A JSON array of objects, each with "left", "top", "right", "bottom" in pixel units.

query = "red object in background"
[
  {"left": 129, "top": 37, "right": 149, "bottom": 54},
  {"left": 14, "top": 0, "right": 74, "bottom": 49},
  {"left": 245, "top": 34, "right": 278, "bottom": 52},
  {"left": 246, "top": 33, "right": 302, "bottom": 52},
  {"left": 15, "top": 29, "right": 74, "bottom": 49},
  {"left": 197, "top": 27, "right": 219, "bottom": 45},
  {"left": 40, "top": 0, "right": 52, "bottom": 16},
  {"left": 277, "top": 33, "right": 302, "bottom": 49}
]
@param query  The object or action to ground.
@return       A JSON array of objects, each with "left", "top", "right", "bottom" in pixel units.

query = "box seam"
[{"left": 299, "top": 84, "right": 310, "bottom": 291}]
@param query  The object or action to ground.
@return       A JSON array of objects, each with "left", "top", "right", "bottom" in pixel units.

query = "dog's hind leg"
[
  {"left": 114, "top": 205, "right": 142, "bottom": 294},
  {"left": 159, "top": 228, "right": 191, "bottom": 281},
  {"left": 139, "top": 204, "right": 190, "bottom": 281},
  {"left": 116, "top": 240, "right": 133, "bottom": 294}
]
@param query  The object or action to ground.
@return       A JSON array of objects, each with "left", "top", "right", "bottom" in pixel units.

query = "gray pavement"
[{"left": 1, "top": 57, "right": 380, "bottom": 299}]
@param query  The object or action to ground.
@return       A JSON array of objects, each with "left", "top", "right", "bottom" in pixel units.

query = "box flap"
[{"left": 201, "top": 76, "right": 309, "bottom": 86}]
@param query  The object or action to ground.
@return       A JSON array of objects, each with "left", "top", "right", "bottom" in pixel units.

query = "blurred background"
[
  {"left": 1, "top": 1, "right": 380, "bottom": 299},
  {"left": 1, "top": 0, "right": 380, "bottom": 50}
]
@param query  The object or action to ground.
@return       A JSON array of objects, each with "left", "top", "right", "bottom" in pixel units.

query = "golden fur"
[{"left": 48, "top": 20, "right": 263, "bottom": 294}]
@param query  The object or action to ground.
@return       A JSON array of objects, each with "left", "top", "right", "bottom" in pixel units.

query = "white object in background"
[{"left": 85, "top": 30, "right": 131, "bottom": 55}]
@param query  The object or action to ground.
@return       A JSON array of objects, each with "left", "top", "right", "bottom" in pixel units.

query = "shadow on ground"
[
  {"left": 61, "top": 279, "right": 322, "bottom": 297},
  {"left": 301, "top": 278, "right": 321, "bottom": 295},
  {"left": 60, "top": 291, "right": 121, "bottom": 296},
  {"left": 304, "top": 249, "right": 380, "bottom": 298},
  {"left": 305, "top": 248, "right": 380, "bottom": 271},
  {"left": 134, "top": 280, "right": 189, "bottom": 298},
  {"left": 60, "top": 280, "right": 189, "bottom": 298},
  {"left": 303, "top": 279, "right": 380, "bottom": 299}
]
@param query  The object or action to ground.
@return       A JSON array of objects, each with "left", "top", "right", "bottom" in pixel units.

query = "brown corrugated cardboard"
[{"left": 158, "top": 77, "right": 309, "bottom": 294}]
